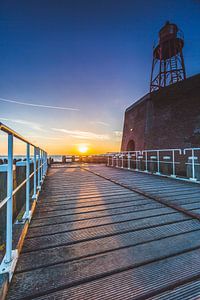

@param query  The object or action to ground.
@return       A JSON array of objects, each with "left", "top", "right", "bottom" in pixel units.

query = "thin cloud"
[
  {"left": 0, "top": 117, "right": 44, "bottom": 131},
  {"left": 91, "top": 121, "right": 110, "bottom": 127},
  {"left": 0, "top": 97, "right": 79, "bottom": 111},
  {"left": 52, "top": 128, "right": 110, "bottom": 140},
  {"left": 26, "top": 135, "right": 63, "bottom": 140}
]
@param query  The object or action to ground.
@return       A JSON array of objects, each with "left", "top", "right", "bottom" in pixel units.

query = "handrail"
[
  {"left": 0, "top": 122, "right": 48, "bottom": 280},
  {"left": 0, "top": 160, "right": 46, "bottom": 211},
  {"left": 107, "top": 147, "right": 200, "bottom": 182},
  {"left": 0, "top": 122, "right": 45, "bottom": 151}
]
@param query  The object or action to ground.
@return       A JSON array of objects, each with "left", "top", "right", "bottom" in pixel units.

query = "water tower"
[{"left": 150, "top": 21, "right": 186, "bottom": 92}]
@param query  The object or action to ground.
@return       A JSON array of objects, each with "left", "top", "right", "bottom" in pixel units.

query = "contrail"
[{"left": 0, "top": 97, "right": 79, "bottom": 111}]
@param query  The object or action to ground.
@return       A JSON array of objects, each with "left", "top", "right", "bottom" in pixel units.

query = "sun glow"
[{"left": 78, "top": 144, "right": 89, "bottom": 153}]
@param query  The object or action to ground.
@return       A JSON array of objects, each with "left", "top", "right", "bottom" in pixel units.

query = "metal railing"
[
  {"left": 107, "top": 148, "right": 200, "bottom": 182},
  {"left": 0, "top": 122, "right": 48, "bottom": 280}
]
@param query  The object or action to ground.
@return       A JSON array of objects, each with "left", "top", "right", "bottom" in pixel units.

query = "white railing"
[
  {"left": 183, "top": 148, "right": 200, "bottom": 181},
  {"left": 0, "top": 122, "right": 48, "bottom": 280},
  {"left": 107, "top": 148, "right": 200, "bottom": 182}
]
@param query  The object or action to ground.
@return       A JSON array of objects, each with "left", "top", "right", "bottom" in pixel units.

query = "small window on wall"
[{"left": 126, "top": 140, "right": 135, "bottom": 151}]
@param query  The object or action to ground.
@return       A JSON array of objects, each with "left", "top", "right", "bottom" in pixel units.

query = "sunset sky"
[{"left": 0, "top": 0, "right": 200, "bottom": 155}]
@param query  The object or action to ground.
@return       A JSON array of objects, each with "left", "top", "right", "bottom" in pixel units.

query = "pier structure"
[{"left": 0, "top": 123, "right": 200, "bottom": 299}]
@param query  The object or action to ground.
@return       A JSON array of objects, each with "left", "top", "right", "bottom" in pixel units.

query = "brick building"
[{"left": 121, "top": 74, "right": 200, "bottom": 151}]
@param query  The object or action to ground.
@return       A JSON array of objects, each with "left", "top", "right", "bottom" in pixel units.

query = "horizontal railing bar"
[
  {"left": 0, "top": 161, "right": 46, "bottom": 210},
  {"left": 142, "top": 149, "right": 182, "bottom": 152},
  {"left": 184, "top": 148, "right": 200, "bottom": 151},
  {"left": 107, "top": 148, "right": 182, "bottom": 154},
  {"left": 107, "top": 147, "right": 200, "bottom": 182},
  {"left": 0, "top": 122, "right": 45, "bottom": 152}
]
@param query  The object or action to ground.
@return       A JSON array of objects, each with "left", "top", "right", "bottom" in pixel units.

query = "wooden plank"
[
  {"left": 30, "top": 207, "right": 174, "bottom": 228},
  {"left": 148, "top": 279, "right": 200, "bottom": 299},
  {"left": 39, "top": 191, "right": 133, "bottom": 203},
  {"left": 85, "top": 166, "right": 200, "bottom": 218},
  {"left": 17, "top": 221, "right": 200, "bottom": 273},
  {"left": 23, "top": 214, "right": 188, "bottom": 252},
  {"left": 36, "top": 194, "right": 149, "bottom": 210},
  {"left": 28, "top": 265, "right": 200, "bottom": 300},
  {"left": 7, "top": 239, "right": 200, "bottom": 299},
  {"left": 33, "top": 202, "right": 163, "bottom": 219},
  {"left": 7, "top": 165, "right": 200, "bottom": 300}
]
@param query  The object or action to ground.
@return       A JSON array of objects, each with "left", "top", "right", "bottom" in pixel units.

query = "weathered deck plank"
[{"left": 7, "top": 164, "right": 200, "bottom": 300}]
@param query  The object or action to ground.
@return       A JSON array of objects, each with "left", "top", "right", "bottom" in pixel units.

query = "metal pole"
[
  {"left": 191, "top": 149, "right": 195, "bottom": 180},
  {"left": 46, "top": 152, "right": 48, "bottom": 174},
  {"left": 37, "top": 149, "right": 41, "bottom": 190},
  {"left": 172, "top": 150, "right": 176, "bottom": 177},
  {"left": 156, "top": 150, "right": 160, "bottom": 174},
  {"left": 43, "top": 151, "right": 45, "bottom": 178},
  {"left": 40, "top": 150, "right": 43, "bottom": 182},
  {"left": 128, "top": 152, "right": 130, "bottom": 170},
  {"left": 32, "top": 146, "right": 37, "bottom": 199},
  {"left": 121, "top": 154, "right": 123, "bottom": 169},
  {"left": 5, "top": 134, "right": 13, "bottom": 263},
  {"left": 145, "top": 151, "right": 148, "bottom": 172},
  {"left": 135, "top": 152, "right": 138, "bottom": 171},
  {"left": 26, "top": 143, "right": 30, "bottom": 218},
  {"left": 44, "top": 152, "right": 47, "bottom": 175}
]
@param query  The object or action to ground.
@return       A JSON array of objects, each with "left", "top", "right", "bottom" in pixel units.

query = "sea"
[{"left": 0, "top": 155, "right": 74, "bottom": 162}]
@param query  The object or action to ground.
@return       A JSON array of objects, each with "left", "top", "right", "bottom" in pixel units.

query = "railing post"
[
  {"left": 191, "top": 149, "right": 196, "bottom": 181},
  {"left": 183, "top": 148, "right": 197, "bottom": 181},
  {"left": 128, "top": 152, "right": 130, "bottom": 170},
  {"left": 37, "top": 148, "right": 41, "bottom": 190},
  {"left": 171, "top": 150, "right": 176, "bottom": 178},
  {"left": 144, "top": 151, "right": 148, "bottom": 172},
  {"left": 25, "top": 143, "right": 30, "bottom": 218},
  {"left": 135, "top": 152, "right": 139, "bottom": 171},
  {"left": 116, "top": 154, "right": 118, "bottom": 168},
  {"left": 46, "top": 152, "right": 48, "bottom": 174},
  {"left": 43, "top": 151, "right": 46, "bottom": 178},
  {"left": 111, "top": 155, "right": 114, "bottom": 167},
  {"left": 121, "top": 154, "right": 123, "bottom": 169},
  {"left": 107, "top": 155, "right": 110, "bottom": 166},
  {"left": 32, "top": 146, "right": 37, "bottom": 199},
  {"left": 156, "top": 150, "right": 160, "bottom": 175},
  {"left": 40, "top": 150, "right": 43, "bottom": 182},
  {"left": 44, "top": 152, "right": 47, "bottom": 175},
  {"left": 5, "top": 134, "right": 13, "bottom": 263}
]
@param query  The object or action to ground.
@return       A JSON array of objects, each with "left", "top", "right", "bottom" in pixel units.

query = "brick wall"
[{"left": 121, "top": 74, "right": 200, "bottom": 151}]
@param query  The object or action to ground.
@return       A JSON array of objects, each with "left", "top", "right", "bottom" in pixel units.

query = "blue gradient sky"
[{"left": 0, "top": 0, "right": 200, "bottom": 154}]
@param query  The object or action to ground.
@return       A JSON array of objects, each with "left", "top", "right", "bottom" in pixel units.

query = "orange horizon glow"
[
  {"left": 0, "top": 122, "right": 122, "bottom": 156},
  {"left": 0, "top": 134, "right": 121, "bottom": 156}
]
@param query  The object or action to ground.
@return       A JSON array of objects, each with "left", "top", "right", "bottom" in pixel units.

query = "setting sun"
[{"left": 78, "top": 144, "right": 89, "bottom": 153}]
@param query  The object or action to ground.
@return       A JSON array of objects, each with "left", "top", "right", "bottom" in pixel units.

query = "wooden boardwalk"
[{"left": 7, "top": 164, "right": 200, "bottom": 300}]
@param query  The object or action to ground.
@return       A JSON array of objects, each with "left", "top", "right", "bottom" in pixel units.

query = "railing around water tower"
[
  {"left": 107, "top": 148, "right": 200, "bottom": 182},
  {"left": 0, "top": 122, "right": 48, "bottom": 280}
]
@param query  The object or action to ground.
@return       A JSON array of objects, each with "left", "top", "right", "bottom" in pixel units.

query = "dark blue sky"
[{"left": 0, "top": 0, "right": 199, "bottom": 154}]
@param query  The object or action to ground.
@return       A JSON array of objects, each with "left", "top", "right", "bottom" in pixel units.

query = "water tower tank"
[{"left": 150, "top": 21, "right": 186, "bottom": 92}]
